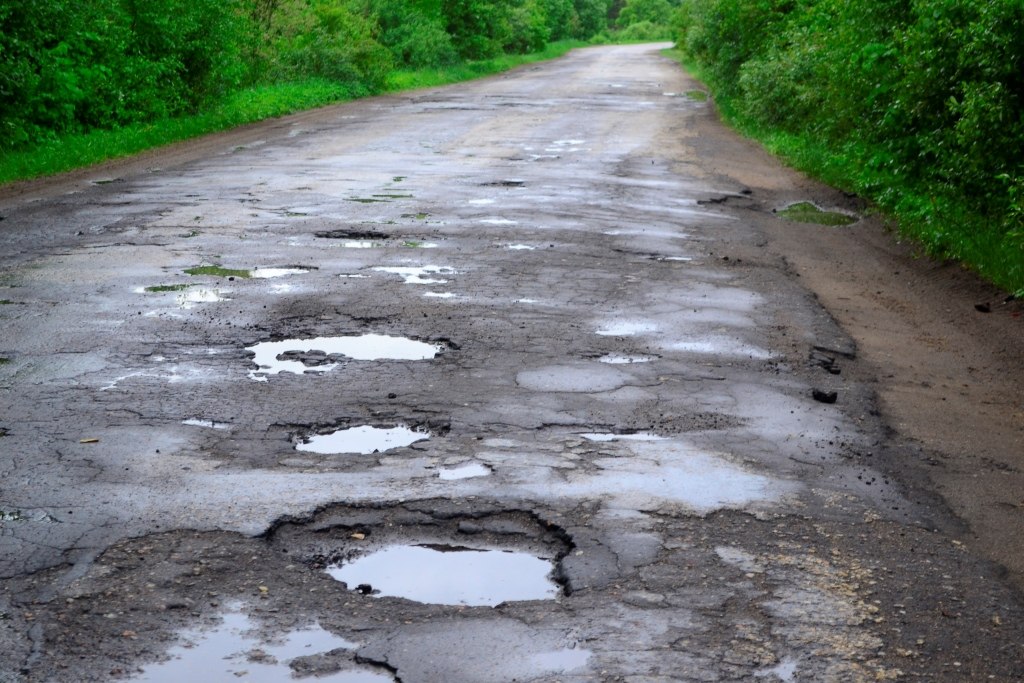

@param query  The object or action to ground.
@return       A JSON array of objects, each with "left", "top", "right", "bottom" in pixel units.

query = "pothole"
[
  {"left": 775, "top": 202, "right": 857, "bottom": 226},
  {"left": 246, "top": 334, "right": 445, "bottom": 381},
  {"left": 296, "top": 425, "right": 429, "bottom": 455},
  {"left": 268, "top": 504, "right": 573, "bottom": 608},
  {"left": 131, "top": 605, "right": 393, "bottom": 683}
]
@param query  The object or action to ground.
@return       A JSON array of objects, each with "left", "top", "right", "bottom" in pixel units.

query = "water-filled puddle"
[
  {"left": 181, "top": 419, "right": 228, "bottom": 430},
  {"left": 580, "top": 432, "right": 666, "bottom": 443},
  {"left": 297, "top": 425, "right": 429, "bottom": 455},
  {"left": 327, "top": 545, "right": 558, "bottom": 606},
  {"left": 247, "top": 334, "right": 442, "bottom": 381},
  {"left": 480, "top": 218, "right": 517, "bottom": 225},
  {"left": 423, "top": 292, "right": 457, "bottom": 299},
  {"left": 438, "top": 462, "right": 491, "bottom": 480},
  {"left": 667, "top": 337, "right": 774, "bottom": 360},
  {"left": 176, "top": 289, "right": 228, "bottom": 309},
  {"left": 776, "top": 202, "right": 857, "bottom": 226},
  {"left": 340, "top": 241, "right": 385, "bottom": 249},
  {"left": 506, "top": 244, "right": 536, "bottom": 250},
  {"left": 373, "top": 265, "right": 456, "bottom": 284},
  {"left": 131, "top": 607, "right": 391, "bottom": 683},
  {"left": 598, "top": 354, "right": 657, "bottom": 364},
  {"left": 251, "top": 267, "right": 311, "bottom": 278}
]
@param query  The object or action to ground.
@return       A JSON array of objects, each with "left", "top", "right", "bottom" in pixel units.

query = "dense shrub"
[
  {"left": 676, "top": 0, "right": 1024, "bottom": 289},
  {"left": 0, "top": 0, "right": 614, "bottom": 157}
]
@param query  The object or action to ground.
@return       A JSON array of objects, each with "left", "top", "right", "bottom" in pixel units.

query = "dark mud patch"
[{"left": 315, "top": 229, "right": 389, "bottom": 240}]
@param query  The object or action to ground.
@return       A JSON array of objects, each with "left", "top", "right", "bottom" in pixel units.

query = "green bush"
[{"left": 676, "top": 0, "right": 1024, "bottom": 292}]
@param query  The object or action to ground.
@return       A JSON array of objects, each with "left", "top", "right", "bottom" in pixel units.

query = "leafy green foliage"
[
  {"left": 675, "top": 0, "right": 1024, "bottom": 293},
  {"left": 0, "top": 0, "right": 614, "bottom": 160}
]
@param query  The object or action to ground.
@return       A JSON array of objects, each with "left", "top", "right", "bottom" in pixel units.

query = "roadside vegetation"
[
  {"left": 671, "top": 0, "right": 1024, "bottom": 295},
  {"left": 0, "top": 0, "right": 672, "bottom": 185}
]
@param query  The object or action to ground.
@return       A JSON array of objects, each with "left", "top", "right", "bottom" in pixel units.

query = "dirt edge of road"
[{"left": 684, "top": 97, "right": 1024, "bottom": 593}]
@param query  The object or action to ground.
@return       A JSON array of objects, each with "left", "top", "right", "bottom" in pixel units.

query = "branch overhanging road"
[{"left": 1, "top": 44, "right": 1021, "bottom": 682}]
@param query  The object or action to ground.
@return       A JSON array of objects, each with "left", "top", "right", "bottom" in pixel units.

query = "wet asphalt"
[{"left": 0, "top": 45, "right": 1022, "bottom": 682}]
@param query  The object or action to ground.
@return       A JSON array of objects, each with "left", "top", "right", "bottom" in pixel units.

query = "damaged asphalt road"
[{"left": 1, "top": 44, "right": 1022, "bottom": 681}]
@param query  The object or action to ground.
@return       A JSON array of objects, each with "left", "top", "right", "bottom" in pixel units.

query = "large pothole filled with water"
[
  {"left": 246, "top": 334, "right": 448, "bottom": 381},
  {"left": 268, "top": 502, "right": 574, "bottom": 608}
]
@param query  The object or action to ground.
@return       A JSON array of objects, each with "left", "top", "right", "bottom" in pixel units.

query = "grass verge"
[
  {"left": 0, "top": 41, "right": 587, "bottom": 187},
  {"left": 664, "top": 49, "right": 1024, "bottom": 296}
]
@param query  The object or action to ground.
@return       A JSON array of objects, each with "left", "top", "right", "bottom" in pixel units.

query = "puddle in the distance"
[
  {"left": 438, "top": 462, "right": 491, "bottom": 480},
  {"left": 666, "top": 337, "right": 774, "bottom": 360},
  {"left": 598, "top": 354, "right": 657, "bottom": 364},
  {"left": 341, "top": 241, "right": 385, "bottom": 249},
  {"left": 423, "top": 292, "right": 457, "bottom": 299},
  {"left": 247, "top": 334, "right": 442, "bottom": 381},
  {"left": 251, "top": 267, "right": 311, "bottom": 278},
  {"left": 130, "top": 607, "right": 391, "bottom": 683},
  {"left": 374, "top": 265, "right": 456, "bottom": 285},
  {"left": 596, "top": 321, "right": 657, "bottom": 336},
  {"left": 479, "top": 218, "right": 517, "bottom": 225},
  {"left": 297, "top": 425, "right": 429, "bottom": 454},
  {"left": 328, "top": 545, "right": 558, "bottom": 606},
  {"left": 506, "top": 244, "right": 536, "bottom": 251},
  {"left": 181, "top": 419, "right": 228, "bottom": 430}
]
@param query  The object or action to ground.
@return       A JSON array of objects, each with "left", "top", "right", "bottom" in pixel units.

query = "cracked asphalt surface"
[{"left": 1, "top": 44, "right": 1022, "bottom": 681}]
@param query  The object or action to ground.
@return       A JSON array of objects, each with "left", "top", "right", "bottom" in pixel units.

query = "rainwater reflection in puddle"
[
  {"left": 580, "top": 433, "right": 665, "bottom": 443},
  {"left": 328, "top": 545, "right": 558, "bottom": 606},
  {"left": 297, "top": 425, "right": 429, "bottom": 454},
  {"left": 251, "top": 267, "right": 311, "bottom": 278},
  {"left": 597, "top": 354, "right": 657, "bottom": 364},
  {"left": 596, "top": 321, "right": 657, "bottom": 336},
  {"left": 176, "top": 289, "right": 228, "bottom": 309},
  {"left": 132, "top": 608, "right": 392, "bottom": 683},
  {"left": 247, "top": 334, "right": 442, "bottom": 381},
  {"left": 373, "top": 265, "right": 456, "bottom": 284},
  {"left": 438, "top": 462, "right": 491, "bottom": 480}
]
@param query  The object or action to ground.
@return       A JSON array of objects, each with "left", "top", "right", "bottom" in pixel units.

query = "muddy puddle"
[
  {"left": 327, "top": 545, "right": 558, "bottom": 606},
  {"left": 247, "top": 334, "right": 443, "bottom": 381},
  {"left": 297, "top": 425, "right": 429, "bottom": 455},
  {"left": 132, "top": 606, "right": 392, "bottom": 683},
  {"left": 776, "top": 202, "right": 857, "bottom": 226}
]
